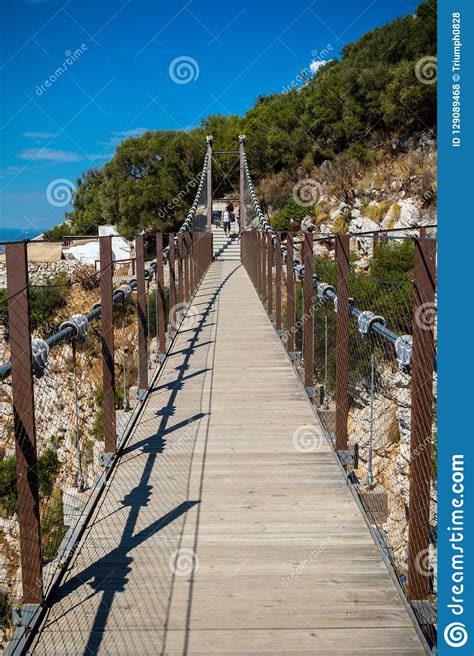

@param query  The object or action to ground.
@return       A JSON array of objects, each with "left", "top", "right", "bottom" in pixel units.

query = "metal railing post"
[
  {"left": 184, "top": 233, "right": 190, "bottom": 303},
  {"left": 156, "top": 232, "right": 166, "bottom": 358},
  {"left": 239, "top": 135, "right": 245, "bottom": 228},
  {"left": 168, "top": 233, "right": 176, "bottom": 336},
  {"left": 407, "top": 237, "right": 436, "bottom": 600},
  {"left": 99, "top": 235, "right": 117, "bottom": 455},
  {"left": 303, "top": 233, "right": 314, "bottom": 396},
  {"left": 206, "top": 136, "right": 213, "bottom": 230},
  {"left": 135, "top": 235, "right": 148, "bottom": 393},
  {"left": 266, "top": 232, "right": 273, "bottom": 319},
  {"left": 255, "top": 232, "right": 261, "bottom": 297},
  {"left": 189, "top": 233, "right": 195, "bottom": 295},
  {"left": 177, "top": 234, "right": 184, "bottom": 305},
  {"left": 5, "top": 242, "right": 43, "bottom": 605},
  {"left": 275, "top": 232, "right": 282, "bottom": 334},
  {"left": 199, "top": 232, "right": 204, "bottom": 283},
  {"left": 335, "top": 234, "right": 350, "bottom": 451},
  {"left": 286, "top": 233, "right": 295, "bottom": 356},
  {"left": 261, "top": 232, "right": 267, "bottom": 306}
]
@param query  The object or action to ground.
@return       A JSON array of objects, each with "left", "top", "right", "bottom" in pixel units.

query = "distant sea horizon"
[{"left": 0, "top": 226, "right": 47, "bottom": 254}]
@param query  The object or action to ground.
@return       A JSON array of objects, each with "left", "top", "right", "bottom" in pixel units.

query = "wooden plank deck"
[{"left": 30, "top": 261, "right": 425, "bottom": 655}]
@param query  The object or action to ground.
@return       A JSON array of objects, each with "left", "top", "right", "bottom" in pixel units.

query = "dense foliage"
[
  {"left": 0, "top": 448, "right": 60, "bottom": 517},
  {"left": 0, "top": 273, "right": 68, "bottom": 334},
  {"left": 306, "top": 239, "right": 416, "bottom": 397},
  {"left": 46, "top": 1, "right": 435, "bottom": 240}
]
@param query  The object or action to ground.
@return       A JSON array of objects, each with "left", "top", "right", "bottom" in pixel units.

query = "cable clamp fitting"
[
  {"left": 293, "top": 261, "right": 304, "bottom": 280},
  {"left": 115, "top": 284, "right": 133, "bottom": 303},
  {"left": 333, "top": 296, "right": 354, "bottom": 314},
  {"left": 357, "top": 310, "right": 386, "bottom": 337},
  {"left": 144, "top": 265, "right": 155, "bottom": 281},
  {"left": 31, "top": 338, "right": 50, "bottom": 377},
  {"left": 395, "top": 334, "right": 412, "bottom": 374},
  {"left": 317, "top": 282, "right": 335, "bottom": 301},
  {"left": 59, "top": 314, "right": 88, "bottom": 344}
]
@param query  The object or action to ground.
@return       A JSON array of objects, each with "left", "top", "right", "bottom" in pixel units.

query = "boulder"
[{"left": 393, "top": 199, "right": 420, "bottom": 229}]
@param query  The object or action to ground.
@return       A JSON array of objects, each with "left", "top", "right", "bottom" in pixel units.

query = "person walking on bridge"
[{"left": 222, "top": 208, "right": 231, "bottom": 236}]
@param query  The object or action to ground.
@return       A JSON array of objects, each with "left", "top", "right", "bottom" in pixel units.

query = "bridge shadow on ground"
[{"left": 30, "top": 263, "right": 241, "bottom": 656}]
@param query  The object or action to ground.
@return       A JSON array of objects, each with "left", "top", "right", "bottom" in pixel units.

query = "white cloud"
[
  {"left": 23, "top": 131, "right": 58, "bottom": 139},
  {"left": 310, "top": 59, "right": 331, "bottom": 74},
  {"left": 18, "top": 148, "right": 84, "bottom": 162},
  {"left": 100, "top": 127, "right": 150, "bottom": 148},
  {"left": 113, "top": 127, "right": 149, "bottom": 138},
  {"left": 17, "top": 148, "right": 115, "bottom": 164},
  {"left": 0, "top": 166, "right": 23, "bottom": 180},
  {"left": 90, "top": 152, "right": 115, "bottom": 161}
]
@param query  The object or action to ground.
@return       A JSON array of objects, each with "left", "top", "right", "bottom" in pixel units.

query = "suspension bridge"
[{"left": 0, "top": 137, "right": 436, "bottom": 654}]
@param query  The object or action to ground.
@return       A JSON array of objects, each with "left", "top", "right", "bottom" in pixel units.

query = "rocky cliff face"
[
  {"left": 0, "top": 259, "right": 80, "bottom": 289},
  {"left": 346, "top": 362, "right": 437, "bottom": 590}
]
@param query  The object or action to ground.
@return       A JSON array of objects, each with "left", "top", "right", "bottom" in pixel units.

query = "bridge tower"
[
  {"left": 239, "top": 135, "right": 245, "bottom": 229},
  {"left": 206, "top": 135, "right": 213, "bottom": 229}
]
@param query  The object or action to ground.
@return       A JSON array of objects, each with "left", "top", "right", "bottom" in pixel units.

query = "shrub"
[
  {"left": 363, "top": 204, "right": 385, "bottom": 224},
  {"left": 388, "top": 418, "right": 401, "bottom": 444},
  {"left": 0, "top": 591, "right": 11, "bottom": 630},
  {"left": 92, "top": 384, "right": 126, "bottom": 441},
  {"left": 0, "top": 456, "right": 17, "bottom": 517},
  {"left": 333, "top": 215, "right": 349, "bottom": 233},
  {"left": 38, "top": 448, "right": 61, "bottom": 498},
  {"left": 41, "top": 489, "right": 67, "bottom": 561},
  {"left": 345, "top": 143, "right": 374, "bottom": 166},
  {"left": 0, "top": 273, "right": 68, "bottom": 334},
  {"left": 369, "top": 238, "right": 414, "bottom": 281},
  {"left": 390, "top": 203, "right": 401, "bottom": 220},
  {"left": 72, "top": 264, "right": 99, "bottom": 291},
  {"left": 43, "top": 222, "right": 72, "bottom": 241},
  {"left": 271, "top": 199, "right": 309, "bottom": 234},
  {"left": 315, "top": 213, "right": 330, "bottom": 226},
  {"left": 30, "top": 273, "right": 69, "bottom": 333},
  {"left": 0, "top": 448, "right": 60, "bottom": 517}
]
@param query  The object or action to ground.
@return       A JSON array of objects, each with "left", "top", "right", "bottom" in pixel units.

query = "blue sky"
[{"left": 0, "top": 0, "right": 420, "bottom": 236}]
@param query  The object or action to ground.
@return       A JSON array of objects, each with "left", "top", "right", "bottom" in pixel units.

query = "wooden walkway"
[{"left": 30, "top": 261, "right": 425, "bottom": 655}]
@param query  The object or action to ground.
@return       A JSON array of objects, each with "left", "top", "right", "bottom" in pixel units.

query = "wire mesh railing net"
[
  {"left": 315, "top": 235, "right": 437, "bottom": 645},
  {"left": 0, "top": 260, "right": 107, "bottom": 646},
  {"left": 264, "top": 231, "right": 437, "bottom": 646},
  {"left": 32, "top": 267, "right": 104, "bottom": 591},
  {"left": 312, "top": 249, "right": 337, "bottom": 412}
]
